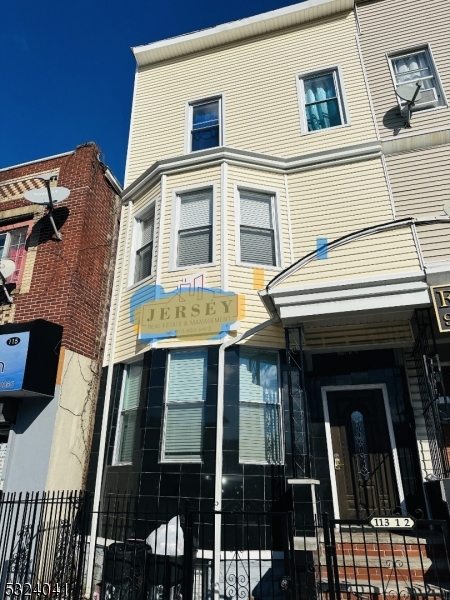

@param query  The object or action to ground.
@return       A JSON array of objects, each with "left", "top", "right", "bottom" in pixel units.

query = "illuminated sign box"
[{"left": 0, "top": 320, "right": 63, "bottom": 397}]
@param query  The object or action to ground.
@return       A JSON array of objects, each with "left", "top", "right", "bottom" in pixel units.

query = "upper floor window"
[
  {"left": 189, "top": 98, "right": 222, "bottom": 152},
  {"left": 239, "top": 190, "right": 278, "bottom": 267},
  {"left": 177, "top": 189, "right": 213, "bottom": 268},
  {"left": 114, "top": 360, "right": 143, "bottom": 464},
  {"left": 162, "top": 349, "right": 207, "bottom": 462},
  {"left": 389, "top": 47, "right": 445, "bottom": 110},
  {"left": 0, "top": 223, "right": 29, "bottom": 285},
  {"left": 239, "top": 348, "right": 282, "bottom": 464},
  {"left": 298, "top": 68, "right": 347, "bottom": 133},
  {"left": 134, "top": 208, "right": 155, "bottom": 284}
]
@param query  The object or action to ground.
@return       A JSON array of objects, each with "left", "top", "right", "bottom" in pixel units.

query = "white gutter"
[
  {"left": 213, "top": 314, "right": 278, "bottom": 598},
  {"left": 85, "top": 201, "right": 132, "bottom": 596}
]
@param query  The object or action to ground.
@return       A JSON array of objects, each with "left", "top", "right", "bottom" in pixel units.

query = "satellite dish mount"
[
  {"left": 44, "top": 176, "right": 62, "bottom": 241},
  {"left": 396, "top": 81, "right": 422, "bottom": 127},
  {"left": 23, "top": 174, "right": 70, "bottom": 241}
]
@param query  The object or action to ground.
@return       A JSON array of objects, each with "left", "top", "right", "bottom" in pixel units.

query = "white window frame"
[
  {"left": 184, "top": 95, "right": 225, "bottom": 154},
  {"left": 234, "top": 183, "right": 283, "bottom": 270},
  {"left": 160, "top": 349, "right": 207, "bottom": 463},
  {"left": 128, "top": 201, "right": 156, "bottom": 288},
  {"left": 169, "top": 183, "right": 216, "bottom": 271},
  {"left": 238, "top": 349, "right": 284, "bottom": 465},
  {"left": 113, "top": 359, "right": 144, "bottom": 466},
  {"left": 296, "top": 65, "right": 350, "bottom": 136},
  {"left": 387, "top": 44, "right": 447, "bottom": 112}
]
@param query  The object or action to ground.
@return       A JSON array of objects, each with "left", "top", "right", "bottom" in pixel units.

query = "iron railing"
[{"left": 0, "top": 492, "right": 449, "bottom": 600}]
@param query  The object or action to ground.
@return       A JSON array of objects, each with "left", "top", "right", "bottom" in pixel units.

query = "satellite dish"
[
  {"left": 24, "top": 186, "right": 70, "bottom": 205},
  {"left": 0, "top": 259, "right": 15, "bottom": 279},
  {"left": 396, "top": 83, "right": 422, "bottom": 103},
  {"left": 444, "top": 202, "right": 450, "bottom": 216}
]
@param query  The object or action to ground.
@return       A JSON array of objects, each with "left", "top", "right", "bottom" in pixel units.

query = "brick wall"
[{"left": 0, "top": 143, "right": 120, "bottom": 360}]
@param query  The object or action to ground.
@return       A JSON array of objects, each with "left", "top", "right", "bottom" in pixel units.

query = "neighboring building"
[
  {"left": 0, "top": 143, "right": 121, "bottom": 493},
  {"left": 91, "top": 0, "right": 450, "bottom": 546}
]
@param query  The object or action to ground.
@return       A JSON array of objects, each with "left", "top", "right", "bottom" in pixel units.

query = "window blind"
[
  {"left": 178, "top": 190, "right": 212, "bottom": 267},
  {"left": 164, "top": 350, "right": 207, "bottom": 460},
  {"left": 239, "top": 349, "right": 281, "bottom": 464},
  {"left": 117, "top": 360, "right": 143, "bottom": 464},
  {"left": 240, "top": 192, "right": 276, "bottom": 266}
]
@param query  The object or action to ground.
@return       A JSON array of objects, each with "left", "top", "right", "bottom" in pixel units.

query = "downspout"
[
  {"left": 213, "top": 313, "right": 278, "bottom": 598},
  {"left": 85, "top": 201, "right": 132, "bottom": 596}
]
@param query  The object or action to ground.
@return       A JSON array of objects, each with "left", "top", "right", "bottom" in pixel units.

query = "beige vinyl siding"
[
  {"left": 159, "top": 167, "right": 221, "bottom": 293},
  {"left": 304, "top": 321, "right": 413, "bottom": 350},
  {"left": 112, "top": 183, "right": 160, "bottom": 364},
  {"left": 113, "top": 168, "right": 223, "bottom": 360},
  {"left": 275, "top": 158, "right": 421, "bottom": 287},
  {"left": 126, "top": 12, "right": 376, "bottom": 185},
  {"left": 357, "top": 0, "right": 450, "bottom": 138},
  {"left": 386, "top": 144, "right": 450, "bottom": 263},
  {"left": 287, "top": 157, "right": 394, "bottom": 258},
  {"left": 227, "top": 164, "right": 288, "bottom": 349}
]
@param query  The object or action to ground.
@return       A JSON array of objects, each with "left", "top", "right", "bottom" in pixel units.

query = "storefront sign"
[
  {"left": 131, "top": 282, "right": 245, "bottom": 342},
  {"left": 0, "top": 332, "right": 29, "bottom": 392},
  {"left": 0, "top": 320, "right": 62, "bottom": 397},
  {"left": 430, "top": 284, "right": 450, "bottom": 332}
]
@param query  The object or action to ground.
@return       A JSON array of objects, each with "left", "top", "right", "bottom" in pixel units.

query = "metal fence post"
[{"left": 322, "top": 513, "right": 337, "bottom": 600}]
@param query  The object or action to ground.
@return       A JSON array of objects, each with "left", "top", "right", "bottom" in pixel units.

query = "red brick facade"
[{"left": 0, "top": 143, "right": 120, "bottom": 360}]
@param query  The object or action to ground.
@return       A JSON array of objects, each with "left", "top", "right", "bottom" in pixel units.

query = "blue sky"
[{"left": 1, "top": 0, "right": 297, "bottom": 184}]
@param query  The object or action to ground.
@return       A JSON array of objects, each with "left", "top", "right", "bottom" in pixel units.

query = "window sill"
[
  {"left": 126, "top": 274, "right": 155, "bottom": 292},
  {"left": 300, "top": 122, "right": 351, "bottom": 137},
  {"left": 111, "top": 462, "right": 133, "bottom": 467},
  {"left": 168, "top": 262, "right": 216, "bottom": 272},
  {"left": 406, "top": 103, "right": 448, "bottom": 115},
  {"left": 160, "top": 459, "right": 203, "bottom": 464},
  {"left": 235, "top": 261, "right": 282, "bottom": 271}
]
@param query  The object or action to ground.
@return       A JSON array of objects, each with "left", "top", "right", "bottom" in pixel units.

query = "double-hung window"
[
  {"left": 239, "top": 190, "right": 277, "bottom": 266},
  {"left": 389, "top": 47, "right": 445, "bottom": 109},
  {"left": 134, "top": 209, "right": 154, "bottom": 283},
  {"left": 298, "top": 69, "right": 347, "bottom": 133},
  {"left": 115, "top": 360, "right": 143, "bottom": 464},
  {"left": 177, "top": 189, "right": 213, "bottom": 267},
  {"left": 0, "top": 225, "right": 29, "bottom": 284},
  {"left": 162, "top": 349, "right": 207, "bottom": 461},
  {"left": 190, "top": 99, "right": 221, "bottom": 152},
  {"left": 239, "top": 349, "right": 282, "bottom": 464}
]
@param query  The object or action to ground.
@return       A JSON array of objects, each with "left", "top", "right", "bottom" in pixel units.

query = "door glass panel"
[{"left": 351, "top": 410, "right": 371, "bottom": 482}]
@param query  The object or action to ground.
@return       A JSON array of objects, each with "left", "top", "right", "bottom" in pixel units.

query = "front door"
[{"left": 327, "top": 388, "right": 399, "bottom": 519}]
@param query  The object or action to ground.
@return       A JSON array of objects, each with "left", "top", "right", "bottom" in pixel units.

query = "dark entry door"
[{"left": 327, "top": 388, "right": 399, "bottom": 519}]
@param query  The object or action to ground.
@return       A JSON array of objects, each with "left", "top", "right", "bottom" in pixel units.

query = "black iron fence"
[{"left": 0, "top": 492, "right": 449, "bottom": 600}]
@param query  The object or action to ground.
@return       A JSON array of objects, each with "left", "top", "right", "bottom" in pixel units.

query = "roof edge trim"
[{"left": 133, "top": 0, "right": 355, "bottom": 66}]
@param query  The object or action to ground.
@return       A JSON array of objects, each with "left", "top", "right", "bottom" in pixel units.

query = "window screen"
[
  {"left": 178, "top": 190, "right": 212, "bottom": 267},
  {"left": 239, "top": 349, "right": 281, "bottom": 463},
  {"left": 240, "top": 191, "right": 276, "bottom": 266},
  {"left": 163, "top": 349, "right": 207, "bottom": 461}
]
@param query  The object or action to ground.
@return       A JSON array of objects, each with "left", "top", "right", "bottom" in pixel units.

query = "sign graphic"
[
  {"left": 430, "top": 284, "right": 450, "bottom": 333},
  {"left": 0, "top": 332, "right": 30, "bottom": 391},
  {"left": 130, "top": 274, "right": 245, "bottom": 342}
]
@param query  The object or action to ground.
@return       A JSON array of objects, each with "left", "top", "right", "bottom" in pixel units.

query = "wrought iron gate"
[{"left": 412, "top": 308, "right": 450, "bottom": 478}]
